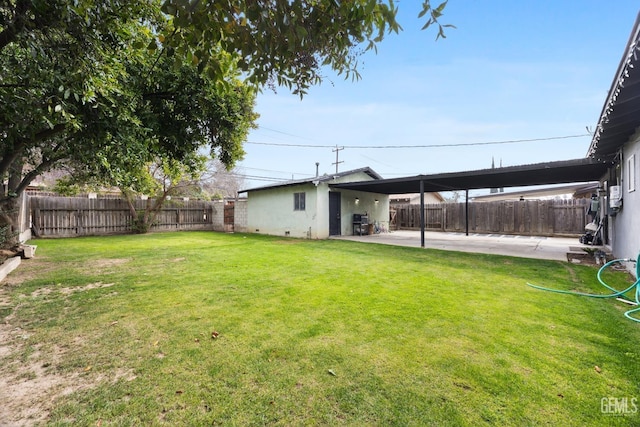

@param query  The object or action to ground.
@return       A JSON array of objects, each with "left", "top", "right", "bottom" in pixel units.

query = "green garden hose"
[{"left": 527, "top": 253, "right": 640, "bottom": 323}]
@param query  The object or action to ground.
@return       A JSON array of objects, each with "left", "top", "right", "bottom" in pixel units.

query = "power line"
[
  {"left": 227, "top": 173, "right": 290, "bottom": 183},
  {"left": 255, "top": 126, "right": 317, "bottom": 141},
  {"left": 237, "top": 133, "right": 591, "bottom": 184},
  {"left": 240, "top": 166, "right": 314, "bottom": 176},
  {"left": 245, "top": 133, "right": 590, "bottom": 149}
]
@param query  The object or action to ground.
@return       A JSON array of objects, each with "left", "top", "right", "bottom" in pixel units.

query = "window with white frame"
[
  {"left": 628, "top": 154, "right": 636, "bottom": 193},
  {"left": 294, "top": 192, "right": 306, "bottom": 211}
]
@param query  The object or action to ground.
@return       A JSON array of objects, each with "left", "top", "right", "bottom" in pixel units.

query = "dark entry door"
[{"left": 329, "top": 192, "right": 341, "bottom": 236}]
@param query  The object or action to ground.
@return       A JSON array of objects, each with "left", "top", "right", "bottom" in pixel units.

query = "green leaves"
[
  {"left": 0, "top": 0, "right": 257, "bottom": 207},
  {"left": 420, "top": 0, "right": 454, "bottom": 38},
  {"left": 157, "top": 0, "right": 449, "bottom": 96}
]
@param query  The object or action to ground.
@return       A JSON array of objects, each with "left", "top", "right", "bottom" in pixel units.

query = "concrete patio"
[{"left": 334, "top": 230, "right": 598, "bottom": 262}]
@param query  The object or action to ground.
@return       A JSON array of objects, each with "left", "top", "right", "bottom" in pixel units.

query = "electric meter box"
[{"left": 610, "top": 185, "right": 622, "bottom": 208}]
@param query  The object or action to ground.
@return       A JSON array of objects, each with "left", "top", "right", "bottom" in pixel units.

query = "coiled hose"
[{"left": 527, "top": 253, "right": 640, "bottom": 323}]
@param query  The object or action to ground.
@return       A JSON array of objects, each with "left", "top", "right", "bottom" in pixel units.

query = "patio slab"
[{"left": 333, "top": 230, "right": 599, "bottom": 262}]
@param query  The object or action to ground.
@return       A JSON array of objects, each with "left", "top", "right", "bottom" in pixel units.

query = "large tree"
[
  {"left": 0, "top": 1, "right": 159, "bottom": 244},
  {"left": 0, "top": 0, "right": 448, "bottom": 246},
  {"left": 0, "top": 0, "right": 255, "bottom": 242}
]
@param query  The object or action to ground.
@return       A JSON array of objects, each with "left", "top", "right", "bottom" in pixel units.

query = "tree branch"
[
  {"left": 0, "top": 140, "right": 26, "bottom": 178},
  {"left": 10, "top": 140, "right": 68, "bottom": 196},
  {"left": 0, "top": 123, "right": 67, "bottom": 182},
  {"left": 34, "top": 123, "right": 67, "bottom": 141},
  {"left": 0, "top": 0, "right": 32, "bottom": 52},
  {"left": 123, "top": 190, "right": 139, "bottom": 218}
]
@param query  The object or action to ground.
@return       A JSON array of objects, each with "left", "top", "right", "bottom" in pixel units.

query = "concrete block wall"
[
  {"left": 211, "top": 200, "right": 226, "bottom": 232},
  {"left": 234, "top": 199, "right": 248, "bottom": 232}
]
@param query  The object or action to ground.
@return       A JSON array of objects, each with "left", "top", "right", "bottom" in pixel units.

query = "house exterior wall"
[
  {"left": 247, "top": 183, "right": 319, "bottom": 238},
  {"left": 337, "top": 189, "right": 389, "bottom": 235},
  {"left": 423, "top": 193, "right": 444, "bottom": 204},
  {"left": 390, "top": 193, "right": 443, "bottom": 204},
  {"left": 324, "top": 170, "right": 389, "bottom": 236},
  {"left": 245, "top": 170, "right": 389, "bottom": 239},
  {"left": 610, "top": 130, "right": 640, "bottom": 263}
]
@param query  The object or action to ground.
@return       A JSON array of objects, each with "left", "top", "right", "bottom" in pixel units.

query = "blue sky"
[{"left": 236, "top": 1, "right": 639, "bottom": 194}]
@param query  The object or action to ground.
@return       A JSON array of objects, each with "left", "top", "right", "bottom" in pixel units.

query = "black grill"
[{"left": 352, "top": 214, "right": 368, "bottom": 235}]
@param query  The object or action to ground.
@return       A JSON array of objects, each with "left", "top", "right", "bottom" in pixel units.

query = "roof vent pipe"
[{"left": 315, "top": 162, "right": 319, "bottom": 177}]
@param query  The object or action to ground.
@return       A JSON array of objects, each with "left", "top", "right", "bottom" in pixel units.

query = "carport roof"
[{"left": 330, "top": 157, "right": 611, "bottom": 194}]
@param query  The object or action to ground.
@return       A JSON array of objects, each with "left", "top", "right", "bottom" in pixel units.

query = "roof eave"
[
  {"left": 239, "top": 166, "right": 382, "bottom": 194},
  {"left": 587, "top": 11, "right": 640, "bottom": 158}
]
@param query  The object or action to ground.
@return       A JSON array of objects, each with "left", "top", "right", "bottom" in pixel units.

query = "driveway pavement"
[{"left": 334, "top": 230, "right": 591, "bottom": 261}]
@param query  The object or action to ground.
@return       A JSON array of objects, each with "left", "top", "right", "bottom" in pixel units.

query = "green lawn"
[{"left": 1, "top": 232, "right": 639, "bottom": 426}]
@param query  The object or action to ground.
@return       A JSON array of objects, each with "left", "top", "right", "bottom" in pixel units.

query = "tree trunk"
[
  {"left": 0, "top": 197, "right": 21, "bottom": 249},
  {"left": 8, "top": 158, "right": 23, "bottom": 196},
  {"left": 121, "top": 190, "right": 172, "bottom": 234}
]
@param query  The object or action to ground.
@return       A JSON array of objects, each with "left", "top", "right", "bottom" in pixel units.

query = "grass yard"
[{"left": 1, "top": 232, "right": 639, "bottom": 426}]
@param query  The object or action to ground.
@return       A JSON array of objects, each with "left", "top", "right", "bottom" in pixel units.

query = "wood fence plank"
[
  {"left": 394, "top": 199, "right": 588, "bottom": 236},
  {"left": 29, "top": 196, "right": 217, "bottom": 237}
]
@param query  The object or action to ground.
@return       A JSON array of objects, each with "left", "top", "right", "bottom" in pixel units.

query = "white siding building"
[
  {"left": 241, "top": 167, "right": 389, "bottom": 239},
  {"left": 604, "top": 131, "right": 640, "bottom": 261}
]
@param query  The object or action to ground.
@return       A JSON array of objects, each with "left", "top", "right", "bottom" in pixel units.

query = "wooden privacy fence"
[
  {"left": 30, "top": 196, "right": 217, "bottom": 237},
  {"left": 393, "top": 199, "right": 589, "bottom": 237}
]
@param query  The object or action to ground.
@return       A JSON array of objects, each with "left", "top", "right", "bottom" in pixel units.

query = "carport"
[{"left": 330, "top": 157, "right": 612, "bottom": 247}]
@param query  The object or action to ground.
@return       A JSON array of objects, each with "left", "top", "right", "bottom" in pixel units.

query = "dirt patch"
[
  {"left": 0, "top": 293, "right": 11, "bottom": 308},
  {"left": 0, "top": 324, "right": 135, "bottom": 425},
  {"left": 0, "top": 258, "right": 127, "bottom": 425},
  {"left": 77, "top": 258, "right": 131, "bottom": 276},
  {"left": 91, "top": 258, "right": 130, "bottom": 269},
  {"left": 2, "top": 256, "right": 55, "bottom": 287},
  {"left": 563, "top": 263, "right": 580, "bottom": 284},
  {"left": 0, "top": 294, "right": 62, "bottom": 425},
  {"left": 0, "top": 354, "right": 82, "bottom": 426},
  {"left": 3, "top": 257, "right": 130, "bottom": 288},
  {"left": 30, "top": 282, "right": 116, "bottom": 298},
  {"left": 0, "top": 303, "right": 57, "bottom": 425},
  {"left": 0, "top": 346, "right": 136, "bottom": 425}
]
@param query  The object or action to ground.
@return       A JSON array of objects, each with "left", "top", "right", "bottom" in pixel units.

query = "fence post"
[
  {"left": 32, "top": 208, "right": 40, "bottom": 237},
  {"left": 442, "top": 204, "right": 447, "bottom": 231},
  {"left": 77, "top": 209, "right": 83, "bottom": 235}
]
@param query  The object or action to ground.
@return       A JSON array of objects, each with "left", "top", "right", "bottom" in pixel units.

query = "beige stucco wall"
[
  {"left": 335, "top": 188, "right": 389, "bottom": 236},
  {"left": 247, "top": 183, "right": 319, "bottom": 238},
  {"left": 246, "top": 171, "right": 389, "bottom": 239},
  {"left": 323, "top": 171, "right": 389, "bottom": 237}
]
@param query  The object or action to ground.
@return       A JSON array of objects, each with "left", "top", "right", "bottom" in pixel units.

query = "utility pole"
[{"left": 332, "top": 145, "right": 344, "bottom": 173}]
